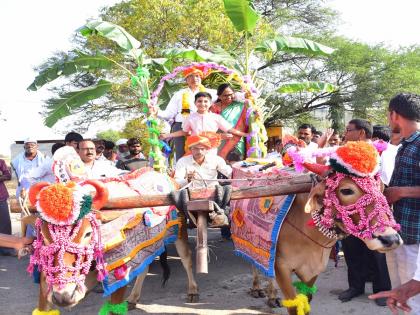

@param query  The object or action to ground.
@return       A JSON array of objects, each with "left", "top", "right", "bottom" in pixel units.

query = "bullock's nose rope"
[{"left": 284, "top": 217, "right": 336, "bottom": 249}]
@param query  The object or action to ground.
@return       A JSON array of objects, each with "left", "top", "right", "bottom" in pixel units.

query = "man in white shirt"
[
  {"left": 78, "top": 140, "right": 126, "bottom": 179},
  {"left": 24, "top": 143, "right": 65, "bottom": 184},
  {"left": 374, "top": 126, "right": 402, "bottom": 186},
  {"left": 297, "top": 124, "right": 318, "bottom": 151},
  {"left": 11, "top": 137, "right": 47, "bottom": 198},
  {"left": 149, "top": 66, "right": 217, "bottom": 160},
  {"left": 174, "top": 135, "right": 232, "bottom": 188}
]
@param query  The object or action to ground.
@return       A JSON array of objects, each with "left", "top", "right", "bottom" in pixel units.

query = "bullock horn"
[
  {"left": 81, "top": 180, "right": 109, "bottom": 210},
  {"left": 302, "top": 162, "right": 332, "bottom": 177},
  {"left": 28, "top": 182, "right": 51, "bottom": 206}
]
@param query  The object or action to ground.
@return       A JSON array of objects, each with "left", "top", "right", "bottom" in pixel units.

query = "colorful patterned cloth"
[
  {"left": 230, "top": 163, "right": 296, "bottom": 277},
  {"left": 101, "top": 207, "right": 180, "bottom": 296}
]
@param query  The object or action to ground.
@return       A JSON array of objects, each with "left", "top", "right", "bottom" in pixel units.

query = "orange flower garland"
[
  {"left": 335, "top": 141, "right": 379, "bottom": 176},
  {"left": 38, "top": 184, "right": 74, "bottom": 223}
]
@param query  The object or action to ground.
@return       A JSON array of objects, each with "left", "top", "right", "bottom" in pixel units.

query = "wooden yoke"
[{"left": 187, "top": 200, "right": 214, "bottom": 274}]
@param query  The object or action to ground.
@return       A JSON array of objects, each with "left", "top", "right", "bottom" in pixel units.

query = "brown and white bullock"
[
  {"left": 250, "top": 164, "right": 402, "bottom": 315},
  {"left": 28, "top": 178, "right": 198, "bottom": 315}
]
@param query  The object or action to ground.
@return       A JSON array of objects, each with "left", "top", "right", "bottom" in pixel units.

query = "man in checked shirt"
[{"left": 383, "top": 93, "right": 420, "bottom": 314}]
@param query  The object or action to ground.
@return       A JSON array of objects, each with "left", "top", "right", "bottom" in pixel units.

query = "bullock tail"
[{"left": 159, "top": 246, "right": 171, "bottom": 287}]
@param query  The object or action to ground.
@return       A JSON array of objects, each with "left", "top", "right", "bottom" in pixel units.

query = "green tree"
[
  {"left": 264, "top": 37, "right": 420, "bottom": 127},
  {"left": 96, "top": 129, "right": 122, "bottom": 143}
]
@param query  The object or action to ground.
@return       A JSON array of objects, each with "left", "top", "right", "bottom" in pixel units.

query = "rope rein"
[{"left": 284, "top": 217, "right": 336, "bottom": 249}]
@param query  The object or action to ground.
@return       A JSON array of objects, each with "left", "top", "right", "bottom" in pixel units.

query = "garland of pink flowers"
[
  {"left": 321, "top": 173, "right": 400, "bottom": 239},
  {"left": 27, "top": 214, "right": 107, "bottom": 290},
  {"left": 150, "top": 62, "right": 267, "bottom": 158}
]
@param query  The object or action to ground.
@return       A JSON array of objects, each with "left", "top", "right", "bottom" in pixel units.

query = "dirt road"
[{"left": 0, "top": 215, "right": 391, "bottom": 315}]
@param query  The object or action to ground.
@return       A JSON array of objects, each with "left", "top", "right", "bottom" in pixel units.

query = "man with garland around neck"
[
  {"left": 338, "top": 118, "right": 391, "bottom": 307},
  {"left": 148, "top": 66, "right": 217, "bottom": 161},
  {"left": 370, "top": 93, "right": 420, "bottom": 314}
]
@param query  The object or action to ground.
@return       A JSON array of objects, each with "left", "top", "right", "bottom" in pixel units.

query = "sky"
[{"left": 0, "top": 0, "right": 418, "bottom": 156}]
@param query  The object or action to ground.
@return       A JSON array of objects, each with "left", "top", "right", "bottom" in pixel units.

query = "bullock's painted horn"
[
  {"left": 302, "top": 162, "right": 332, "bottom": 177},
  {"left": 81, "top": 180, "right": 109, "bottom": 210},
  {"left": 28, "top": 182, "right": 51, "bottom": 206}
]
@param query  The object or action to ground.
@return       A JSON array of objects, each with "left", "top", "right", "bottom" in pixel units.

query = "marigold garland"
[
  {"left": 282, "top": 294, "right": 311, "bottom": 315},
  {"left": 32, "top": 308, "right": 60, "bottom": 315},
  {"left": 333, "top": 141, "right": 379, "bottom": 177},
  {"left": 181, "top": 84, "right": 206, "bottom": 117},
  {"left": 38, "top": 184, "right": 74, "bottom": 223}
]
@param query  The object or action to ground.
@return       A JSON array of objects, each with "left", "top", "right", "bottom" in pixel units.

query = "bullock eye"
[
  {"left": 339, "top": 188, "right": 354, "bottom": 196},
  {"left": 84, "top": 231, "right": 92, "bottom": 238}
]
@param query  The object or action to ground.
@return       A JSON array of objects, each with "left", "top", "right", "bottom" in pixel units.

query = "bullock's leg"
[
  {"left": 250, "top": 265, "right": 265, "bottom": 298},
  {"left": 37, "top": 273, "right": 53, "bottom": 312},
  {"left": 266, "top": 279, "right": 282, "bottom": 308},
  {"left": 274, "top": 265, "right": 300, "bottom": 315},
  {"left": 126, "top": 267, "right": 149, "bottom": 310},
  {"left": 175, "top": 221, "right": 199, "bottom": 303},
  {"left": 295, "top": 275, "right": 317, "bottom": 303},
  {"left": 99, "top": 286, "right": 129, "bottom": 315}
]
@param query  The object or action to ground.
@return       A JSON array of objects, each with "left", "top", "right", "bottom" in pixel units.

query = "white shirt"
[
  {"left": 379, "top": 143, "right": 400, "bottom": 186},
  {"left": 11, "top": 151, "right": 47, "bottom": 198},
  {"left": 414, "top": 245, "right": 420, "bottom": 281},
  {"left": 174, "top": 154, "right": 232, "bottom": 188},
  {"left": 158, "top": 87, "right": 217, "bottom": 123},
  {"left": 23, "top": 157, "right": 56, "bottom": 184},
  {"left": 85, "top": 160, "right": 126, "bottom": 179}
]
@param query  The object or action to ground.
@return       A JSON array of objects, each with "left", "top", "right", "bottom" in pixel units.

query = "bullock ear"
[{"left": 304, "top": 181, "right": 326, "bottom": 213}]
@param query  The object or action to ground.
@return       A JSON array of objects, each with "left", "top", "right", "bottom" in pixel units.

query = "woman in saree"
[{"left": 211, "top": 84, "right": 249, "bottom": 160}]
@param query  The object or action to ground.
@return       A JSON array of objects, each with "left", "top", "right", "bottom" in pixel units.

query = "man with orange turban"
[
  {"left": 174, "top": 135, "right": 231, "bottom": 188},
  {"left": 148, "top": 66, "right": 217, "bottom": 160}
]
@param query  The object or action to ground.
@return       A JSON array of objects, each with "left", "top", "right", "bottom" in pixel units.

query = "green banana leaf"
[
  {"left": 79, "top": 20, "right": 140, "bottom": 53},
  {"left": 207, "top": 47, "right": 238, "bottom": 68},
  {"left": 162, "top": 47, "right": 238, "bottom": 68},
  {"left": 255, "top": 36, "right": 335, "bottom": 56},
  {"left": 44, "top": 79, "right": 113, "bottom": 127},
  {"left": 277, "top": 81, "right": 338, "bottom": 94},
  {"left": 162, "top": 48, "right": 212, "bottom": 62},
  {"left": 28, "top": 52, "right": 114, "bottom": 91},
  {"left": 223, "top": 0, "right": 260, "bottom": 33}
]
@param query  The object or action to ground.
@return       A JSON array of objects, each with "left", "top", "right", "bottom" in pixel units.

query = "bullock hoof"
[
  {"left": 267, "top": 298, "right": 282, "bottom": 308},
  {"left": 127, "top": 302, "right": 137, "bottom": 310},
  {"left": 187, "top": 293, "right": 199, "bottom": 303},
  {"left": 249, "top": 288, "right": 265, "bottom": 298}
]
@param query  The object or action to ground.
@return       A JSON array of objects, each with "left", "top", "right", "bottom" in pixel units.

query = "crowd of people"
[{"left": 0, "top": 64, "right": 418, "bottom": 315}]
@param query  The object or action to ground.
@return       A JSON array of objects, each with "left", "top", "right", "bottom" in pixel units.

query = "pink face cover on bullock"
[
  {"left": 289, "top": 141, "right": 400, "bottom": 239},
  {"left": 27, "top": 182, "right": 107, "bottom": 290},
  {"left": 321, "top": 172, "right": 399, "bottom": 239}
]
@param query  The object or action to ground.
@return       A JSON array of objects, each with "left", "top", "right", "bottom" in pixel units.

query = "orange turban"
[
  {"left": 185, "top": 135, "right": 212, "bottom": 149},
  {"left": 182, "top": 66, "right": 206, "bottom": 78}
]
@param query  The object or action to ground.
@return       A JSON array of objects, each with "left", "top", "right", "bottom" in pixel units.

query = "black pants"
[
  {"left": 172, "top": 122, "right": 185, "bottom": 161},
  {"left": 0, "top": 199, "right": 12, "bottom": 253},
  {"left": 342, "top": 235, "right": 391, "bottom": 293}
]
